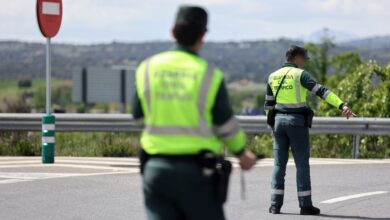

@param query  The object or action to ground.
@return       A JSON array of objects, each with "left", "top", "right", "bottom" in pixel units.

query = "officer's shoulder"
[
  {"left": 295, "top": 67, "right": 305, "bottom": 72},
  {"left": 135, "top": 52, "right": 167, "bottom": 73},
  {"left": 140, "top": 51, "right": 171, "bottom": 64},
  {"left": 285, "top": 66, "right": 304, "bottom": 72},
  {"left": 268, "top": 69, "right": 280, "bottom": 78},
  {"left": 205, "top": 60, "right": 223, "bottom": 77},
  {"left": 270, "top": 66, "right": 304, "bottom": 75}
]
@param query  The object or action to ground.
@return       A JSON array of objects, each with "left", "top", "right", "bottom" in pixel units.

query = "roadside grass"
[
  {"left": 0, "top": 131, "right": 387, "bottom": 158},
  {"left": 0, "top": 132, "right": 140, "bottom": 157}
]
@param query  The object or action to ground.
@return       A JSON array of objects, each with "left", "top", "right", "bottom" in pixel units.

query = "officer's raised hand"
[
  {"left": 239, "top": 150, "right": 257, "bottom": 170},
  {"left": 342, "top": 106, "right": 356, "bottom": 119}
]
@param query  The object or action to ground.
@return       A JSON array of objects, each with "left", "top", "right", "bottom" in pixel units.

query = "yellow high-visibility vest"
[{"left": 136, "top": 50, "right": 245, "bottom": 155}]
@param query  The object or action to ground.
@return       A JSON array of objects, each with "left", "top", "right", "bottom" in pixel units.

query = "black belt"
[
  {"left": 149, "top": 154, "right": 201, "bottom": 163},
  {"left": 140, "top": 149, "right": 220, "bottom": 174},
  {"left": 276, "top": 111, "right": 306, "bottom": 115}
]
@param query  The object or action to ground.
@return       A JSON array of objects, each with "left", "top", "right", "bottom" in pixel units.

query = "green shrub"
[
  {"left": 247, "top": 134, "right": 273, "bottom": 157},
  {"left": 313, "top": 61, "right": 390, "bottom": 158},
  {"left": 0, "top": 132, "right": 40, "bottom": 156}
]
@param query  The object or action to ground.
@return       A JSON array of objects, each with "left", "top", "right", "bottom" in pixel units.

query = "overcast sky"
[{"left": 0, "top": 0, "right": 389, "bottom": 43}]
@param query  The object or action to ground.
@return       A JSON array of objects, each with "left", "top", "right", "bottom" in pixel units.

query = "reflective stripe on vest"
[
  {"left": 213, "top": 116, "right": 240, "bottom": 140},
  {"left": 293, "top": 70, "right": 302, "bottom": 103},
  {"left": 275, "top": 103, "right": 307, "bottom": 109},
  {"left": 143, "top": 62, "right": 215, "bottom": 137}
]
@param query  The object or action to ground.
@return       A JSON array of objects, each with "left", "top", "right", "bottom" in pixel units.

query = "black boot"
[
  {"left": 269, "top": 205, "right": 281, "bottom": 214},
  {"left": 300, "top": 206, "right": 320, "bottom": 215}
]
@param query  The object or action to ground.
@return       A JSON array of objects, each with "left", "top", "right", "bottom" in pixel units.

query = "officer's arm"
[
  {"left": 264, "top": 83, "right": 276, "bottom": 113},
  {"left": 212, "top": 79, "right": 246, "bottom": 156},
  {"left": 301, "top": 71, "right": 344, "bottom": 110}
]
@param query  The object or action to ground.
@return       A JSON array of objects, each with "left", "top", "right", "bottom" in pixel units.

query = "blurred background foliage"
[{"left": 312, "top": 60, "right": 390, "bottom": 158}]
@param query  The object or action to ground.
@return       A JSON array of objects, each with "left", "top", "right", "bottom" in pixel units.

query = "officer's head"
[
  {"left": 286, "top": 45, "right": 309, "bottom": 68},
  {"left": 172, "top": 6, "right": 208, "bottom": 52}
]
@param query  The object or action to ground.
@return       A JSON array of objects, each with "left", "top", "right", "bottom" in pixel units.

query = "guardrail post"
[
  {"left": 120, "top": 69, "right": 126, "bottom": 113},
  {"left": 81, "top": 67, "right": 90, "bottom": 113},
  {"left": 42, "top": 114, "right": 55, "bottom": 163},
  {"left": 352, "top": 134, "right": 361, "bottom": 159}
]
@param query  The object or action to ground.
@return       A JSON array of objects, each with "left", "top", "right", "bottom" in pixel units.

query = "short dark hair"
[
  {"left": 174, "top": 24, "right": 205, "bottom": 46},
  {"left": 173, "top": 6, "right": 208, "bottom": 47},
  {"left": 286, "top": 45, "right": 309, "bottom": 62}
]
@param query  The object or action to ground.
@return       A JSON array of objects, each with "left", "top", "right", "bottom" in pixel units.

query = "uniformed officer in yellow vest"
[
  {"left": 264, "top": 45, "right": 355, "bottom": 215},
  {"left": 132, "top": 6, "right": 257, "bottom": 220}
]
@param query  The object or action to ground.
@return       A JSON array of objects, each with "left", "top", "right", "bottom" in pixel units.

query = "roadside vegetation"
[
  {"left": 0, "top": 132, "right": 139, "bottom": 157},
  {"left": 0, "top": 38, "right": 389, "bottom": 158}
]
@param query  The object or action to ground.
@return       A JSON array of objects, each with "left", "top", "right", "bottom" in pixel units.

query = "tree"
[
  {"left": 330, "top": 52, "right": 362, "bottom": 79},
  {"left": 304, "top": 34, "right": 362, "bottom": 109},
  {"left": 312, "top": 61, "right": 390, "bottom": 158},
  {"left": 305, "top": 29, "right": 335, "bottom": 84}
]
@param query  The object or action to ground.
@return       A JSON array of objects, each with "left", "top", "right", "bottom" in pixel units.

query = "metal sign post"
[
  {"left": 42, "top": 37, "right": 56, "bottom": 163},
  {"left": 37, "top": 0, "right": 62, "bottom": 163},
  {"left": 46, "top": 38, "right": 51, "bottom": 114}
]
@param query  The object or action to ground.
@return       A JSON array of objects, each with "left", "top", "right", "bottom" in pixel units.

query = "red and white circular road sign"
[{"left": 36, "top": 0, "right": 62, "bottom": 38}]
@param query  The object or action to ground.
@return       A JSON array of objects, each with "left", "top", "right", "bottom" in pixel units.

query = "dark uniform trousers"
[
  {"left": 271, "top": 114, "right": 313, "bottom": 207},
  {"left": 143, "top": 158, "right": 225, "bottom": 220}
]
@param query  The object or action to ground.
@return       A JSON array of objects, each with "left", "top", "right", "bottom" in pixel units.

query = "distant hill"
[
  {"left": 0, "top": 36, "right": 389, "bottom": 82},
  {"left": 339, "top": 36, "right": 390, "bottom": 64},
  {"left": 299, "top": 29, "right": 358, "bottom": 43},
  {"left": 343, "top": 36, "right": 390, "bottom": 48}
]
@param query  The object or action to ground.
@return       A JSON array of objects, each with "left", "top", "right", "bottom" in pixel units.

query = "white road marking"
[
  {"left": 0, "top": 171, "right": 137, "bottom": 180},
  {"left": 0, "top": 171, "right": 137, "bottom": 185},
  {"left": 321, "top": 191, "right": 389, "bottom": 204},
  {"left": 0, "top": 159, "right": 138, "bottom": 167},
  {"left": 0, "top": 158, "right": 389, "bottom": 172},
  {"left": 0, "top": 157, "right": 139, "bottom": 162},
  {"left": 0, "top": 179, "right": 31, "bottom": 184},
  {"left": 0, "top": 163, "right": 131, "bottom": 171},
  {"left": 56, "top": 159, "right": 139, "bottom": 166},
  {"left": 0, "top": 160, "right": 40, "bottom": 165},
  {"left": 230, "top": 158, "right": 390, "bottom": 168},
  {"left": 0, "top": 158, "right": 389, "bottom": 185},
  {"left": 0, "top": 172, "right": 70, "bottom": 180}
]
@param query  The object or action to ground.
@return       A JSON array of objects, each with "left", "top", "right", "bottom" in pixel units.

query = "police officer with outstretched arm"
[
  {"left": 132, "top": 6, "right": 257, "bottom": 220},
  {"left": 264, "top": 45, "right": 356, "bottom": 215}
]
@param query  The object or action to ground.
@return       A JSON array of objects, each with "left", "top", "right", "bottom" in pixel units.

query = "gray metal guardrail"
[{"left": 0, "top": 114, "right": 389, "bottom": 158}]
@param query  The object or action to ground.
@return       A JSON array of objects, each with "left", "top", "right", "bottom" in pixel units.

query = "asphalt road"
[{"left": 0, "top": 157, "right": 389, "bottom": 220}]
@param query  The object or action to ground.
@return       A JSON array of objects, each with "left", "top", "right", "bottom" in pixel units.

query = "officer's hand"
[
  {"left": 342, "top": 106, "right": 356, "bottom": 119},
  {"left": 239, "top": 150, "right": 257, "bottom": 171}
]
